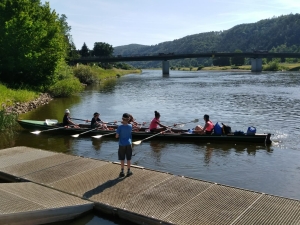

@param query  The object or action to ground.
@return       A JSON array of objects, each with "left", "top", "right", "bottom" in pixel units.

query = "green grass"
[
  {"left": 0, "top": 84, "right": 39, "bottom": 109},
  {"left": 73, "top": 65, "right": 141, "bottom": 84},
  {"left": 0, "top": 110, "right": 18, "bottom": 130}
]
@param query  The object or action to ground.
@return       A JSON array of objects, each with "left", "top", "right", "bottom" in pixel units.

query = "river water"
[{"left": 1, "top": 70, "right": 300, "bottom": 224}]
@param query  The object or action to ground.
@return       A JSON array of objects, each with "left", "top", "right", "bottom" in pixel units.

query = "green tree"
[
  {"left": 58, "top": 14, "right": 80, "bottom": 61},
  {"left": 0, "top": 0, "right": 68, "bottom": 89},
  {"left": 79, "top": 42, "right": 90, "bottom": 57},
  {"left": 93, "top": 42, "right": 113, "bottom": 57}
]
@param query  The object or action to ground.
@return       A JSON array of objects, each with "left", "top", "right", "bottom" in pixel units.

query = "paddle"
[
  {"left": 71, "top": 128, "right": 98, "bottom": 138},
  {"left": 92, "top": 132, "right": 116, "bottom": 139},
  {"left": 31, "top": 126, "right": 71, "bottom": 135},
  {"left": 70, "top": 118, "right": 90, "bottom": 122},
  {"left": 132, "top": 132, "right": 163, "bottom": 145},
  {"left": 174, "top": 119, "right": 199, "bottom": 127}
]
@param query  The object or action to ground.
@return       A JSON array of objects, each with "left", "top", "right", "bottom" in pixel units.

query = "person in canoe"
[
  {"left": 194, "top": 114, "right": 214, "bottom": 135},
  {"left": 91, "top": 112, "right": 109, "bottom": 130},
  {"left": 149, "top": 111, "right": 172, "bottom": 133},
  {"left": 128, "top": 114, "right": 146, "bottom": 131},
  {"left": 63, "top": 109, "right": 80, "bottom": 128}
]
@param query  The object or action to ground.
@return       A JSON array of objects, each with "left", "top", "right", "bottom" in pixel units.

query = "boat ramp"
[{"left": 0, "top": 146, "right": 299, "bottom": 225}]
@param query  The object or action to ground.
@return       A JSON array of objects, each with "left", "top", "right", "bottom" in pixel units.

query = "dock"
[{"left": 0, "top": 146, "right": 300, "bottom": 225}]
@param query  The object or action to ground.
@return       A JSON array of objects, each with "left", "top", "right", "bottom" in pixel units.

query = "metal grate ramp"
[
  {"left": 1, "top": 147, "right": 300, "bottom": 225},
  {"left": 0, "top": 183, "right": 93, "bottom": 225}
]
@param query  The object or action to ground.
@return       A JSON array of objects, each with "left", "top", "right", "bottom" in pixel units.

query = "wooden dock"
[{"left": 0, "top": 146, "right": 300, "bottom": 225}]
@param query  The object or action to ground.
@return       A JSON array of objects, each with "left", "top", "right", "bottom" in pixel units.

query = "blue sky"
[{"left": 42, "top": 0, "right": 299, "bottom": 49}]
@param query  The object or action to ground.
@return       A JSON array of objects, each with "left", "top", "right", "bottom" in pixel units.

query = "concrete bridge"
[{"left": 72, "top": 52, "right": 300, "bottom": 74}]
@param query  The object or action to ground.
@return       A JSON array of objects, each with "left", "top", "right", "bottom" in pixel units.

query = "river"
[{"left": 1, "top": 69, "right": 300, "bottom": 224}]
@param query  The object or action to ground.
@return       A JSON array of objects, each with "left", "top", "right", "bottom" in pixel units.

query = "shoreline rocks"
[{"left": 3, "top": 93, "right": 53, "bottom": 115}]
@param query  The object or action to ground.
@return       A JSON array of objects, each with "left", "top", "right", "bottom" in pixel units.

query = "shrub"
[
  {"left": 263, "top": 61, "right": 279, "bottom": 71},
  {"left": 197, "top": 66, "right": 204, "bottom": 70},
  {"left": 73, "top": 65, "right": 99, "bottom": 84},
  {"left": 48, "top": 78, "right": 84, "bottom": 97},
  {"left": 0, "top": 110, "right": 18, "bottom": 131}
]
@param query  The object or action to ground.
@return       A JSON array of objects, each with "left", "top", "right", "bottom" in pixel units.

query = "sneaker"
[
  {"left": 119, "top": 171, "right": 125, "bottom": 177},
  {"left": 126, "top": 171, "right": 133, "bottom": 177}
]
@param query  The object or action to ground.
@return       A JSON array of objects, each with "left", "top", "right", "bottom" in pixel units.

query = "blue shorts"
[{"left": 118, "top": 145, "right": 132, "bottom": 160}]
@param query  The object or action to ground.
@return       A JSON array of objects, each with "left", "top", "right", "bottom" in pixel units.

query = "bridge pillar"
[
  {"left": 162, "top": 60, "right": 169, "bottom": 75},
  {"left": 251, "top": 58, "right": 262, "bottom": 72}
]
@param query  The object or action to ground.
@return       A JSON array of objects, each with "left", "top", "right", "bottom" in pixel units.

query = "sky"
[{"left": 42, "top": 0, "right": 299, "bottom": 49}]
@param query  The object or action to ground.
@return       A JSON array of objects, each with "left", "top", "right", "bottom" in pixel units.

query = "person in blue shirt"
[{"left": 116, "top": 113, "right": 133, "bottom": 177}]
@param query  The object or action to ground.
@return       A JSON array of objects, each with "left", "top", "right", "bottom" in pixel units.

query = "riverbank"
[
  {"left": 1, "top": 67, "right": 141, "bottom": 115},
  {"left": 3, "top": 93, "right": 53, "bottom": 115}
]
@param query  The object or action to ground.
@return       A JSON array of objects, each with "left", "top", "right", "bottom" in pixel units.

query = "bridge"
[{"left": 72, "top": 52, "right": 300, "bottom": 74}]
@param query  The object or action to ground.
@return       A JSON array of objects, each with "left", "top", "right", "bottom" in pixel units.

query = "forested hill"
[{"left": 113, "top": 13, "right": 300, "bottom": 68}]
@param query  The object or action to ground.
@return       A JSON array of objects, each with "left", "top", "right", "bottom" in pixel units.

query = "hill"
[{"left": 113, "top": 13, "right": 300, "bottom": 68}]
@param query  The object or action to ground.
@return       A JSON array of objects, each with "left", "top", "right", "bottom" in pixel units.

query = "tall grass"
[
  {"left": 0, "top": 110, "right": 18, "bottom": 130},
  {"left": 0, "top": 84, "right": 38, "bottom": 109},
  {"left": 48, "top": 78, "right": 84, "bottom": 97},
  {"left": 73, "top": 65, "right": 141, "bottom": 85}
]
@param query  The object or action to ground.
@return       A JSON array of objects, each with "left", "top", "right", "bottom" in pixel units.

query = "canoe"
[{"left": 17, "top": 119, "right": 272, "bottom": 144}]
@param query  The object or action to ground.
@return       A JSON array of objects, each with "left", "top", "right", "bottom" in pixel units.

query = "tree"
[
  {"left": 58, "top": 14, "right": 79, "bottom": 61},
  {"left": 79, "top": 42, "right": 90, "bottom": 57},
  {"left": 93, "top": 42, "right": 113, "bottom": 57},
  {"left": 0, "top": 0, "right": 68, "bottom": 89}
]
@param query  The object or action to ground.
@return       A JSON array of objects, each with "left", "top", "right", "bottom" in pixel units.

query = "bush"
[
  {"left": 73, "top": 65, "right": 99, "bottom": 84},
  {"left": 48, "top": 78, "right": 84, "bottom": 97},
  {"left": 0, "top": 110, "right": 18, "bottom": 131},
  {"left": 263, "top": 61, "right": 279, "bottom": 71},
  {"left": 197, "top": 66, "right": 204, "bottom": 70}
]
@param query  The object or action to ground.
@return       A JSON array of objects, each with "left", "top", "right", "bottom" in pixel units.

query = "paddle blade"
[
  {"left": 132, "top": 141, "right": 142, "bottom": 145},
  {"left": 31, "top": 131, "right": 41, "bottom": 135},
  {"left": 92, "top": 135, "right": 102, "bottom": 139},
  {"left": 71, "top": 134, "right": 80, "bottom": 138}
]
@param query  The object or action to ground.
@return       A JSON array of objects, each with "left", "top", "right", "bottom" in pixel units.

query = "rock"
[{"left": 3, "top": 93, "right": 53, "bottom": 115}]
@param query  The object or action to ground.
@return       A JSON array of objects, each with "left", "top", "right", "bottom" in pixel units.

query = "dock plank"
[
  {"left": 0, "top": 183, "right": 93, "bottom": 225},
  {"left": 1, "top": 147, "right": 300, "bottom": 225}
]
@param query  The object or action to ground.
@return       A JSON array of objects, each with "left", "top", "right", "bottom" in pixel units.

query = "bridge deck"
[{"left": 0, "top": 146, "right": 299, "bottom": 225}]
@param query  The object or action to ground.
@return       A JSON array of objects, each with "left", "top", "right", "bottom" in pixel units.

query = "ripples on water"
[{"left": 2, "top": 70, "right": 300, "bottom": 224}]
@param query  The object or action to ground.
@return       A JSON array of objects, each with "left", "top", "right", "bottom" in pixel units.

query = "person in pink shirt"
[
  {"left": 149, "top": 111, "right": 170, "bottom": 132},
  {"left": 194, "top": 114, "right": 214, "bottom": 135}
]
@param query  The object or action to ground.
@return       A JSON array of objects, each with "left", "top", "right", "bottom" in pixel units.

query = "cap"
[
  {"left": 94, "top": 112, "right": 100, "bottom": 116},
  {"left": 122, "top": 113, "right": 130, "bottom": 120},
  {"left": 65, "top": 109, "right": 70, "bottom": 114}
]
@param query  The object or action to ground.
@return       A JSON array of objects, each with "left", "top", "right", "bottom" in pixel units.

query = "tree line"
[{"left": 113, "top": 13, "right": 300, "bottom": 68}]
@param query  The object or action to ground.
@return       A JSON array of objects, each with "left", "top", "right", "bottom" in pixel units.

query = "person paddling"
[
  {"left": 194, "top": 114, "right": 214, "bottom": 135},
  {"left": 149, "top": 111, "right": 171, "bottom": 133},
  {"left": 63, "top": 109, "right": 80, "bottom": 128},
  {"left": 91, "top": 112, "right": 108, "bottom": 130}
]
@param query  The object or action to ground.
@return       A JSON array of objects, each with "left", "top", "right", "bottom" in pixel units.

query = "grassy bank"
[
  {"left": 0, "top": 65, "right": 141, "bottom": 107},
  {"left": 168, "top": 63, "right": 300, "bottom": 71},
  {"left": 0, "top": 84, "right": 39, "bottom": 110}
]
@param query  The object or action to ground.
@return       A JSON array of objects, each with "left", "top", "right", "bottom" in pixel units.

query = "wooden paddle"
[
  {"left": 174, "top": 119, "right": 199, "bottom": 127},
  {"left": 31, "top": 126, "right": 71, "bottom": 135},
  {"left": 71, "top": 128, "right": 98, "bottom": 138},
  {"left": 70, "top": 118, "right": 90, "bottom": 122},
  {"left": 92, "top": 132, "right": 116, "bottom": 139},
  {"left": 132, "top": 132, "right": 163, "bottom": 145}
]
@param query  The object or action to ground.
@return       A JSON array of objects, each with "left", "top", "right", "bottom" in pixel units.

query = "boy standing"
[{"left": 116, "top": 113, "right": 133, "bottom": 177}]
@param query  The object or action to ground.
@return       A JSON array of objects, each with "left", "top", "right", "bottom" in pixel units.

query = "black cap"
[{"left": 94, "top": 112, "right": 99, "bottom": 116}]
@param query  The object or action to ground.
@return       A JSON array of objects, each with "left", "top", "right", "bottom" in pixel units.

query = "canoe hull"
[{"left": 17, "top": 120, "right": 272, "bottom": 144}]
